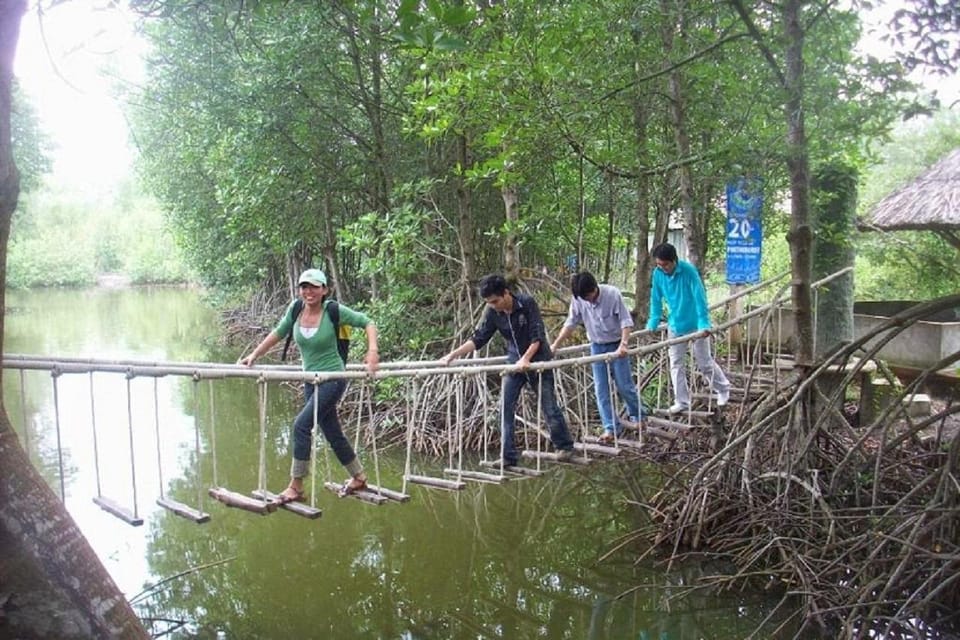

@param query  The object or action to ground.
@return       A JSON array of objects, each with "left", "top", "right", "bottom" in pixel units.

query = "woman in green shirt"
[{"left": 239, "top": 268, "right": 380, "bottom": 501}]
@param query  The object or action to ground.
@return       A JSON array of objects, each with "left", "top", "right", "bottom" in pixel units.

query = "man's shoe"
[
  {"left": 556, "top": 449, "right": 574, "bottom": 462},
  {"left": 717, "top": 389, "right": 730, "bottom": 407},
  {"left": 668, "top": 403, "right": 689, "bottom": 415}
]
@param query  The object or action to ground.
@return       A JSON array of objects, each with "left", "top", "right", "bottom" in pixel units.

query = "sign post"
[
  {"left": 725, "top": 178, "right": 763, "bottom": 356},
  {"left": 725, "top": 178, "right": 763, "bottom": 285}
]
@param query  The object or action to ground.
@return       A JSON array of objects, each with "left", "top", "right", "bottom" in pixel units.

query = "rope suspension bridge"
[{"left": 3, "top": 268, "right": 863, "bottom": 527}]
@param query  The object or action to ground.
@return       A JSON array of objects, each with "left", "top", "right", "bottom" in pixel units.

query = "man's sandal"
[
  {"left": 337, "top": 477, "right": 367, "bottom": 498},
  {"left": 598, "top": 432, "right": 616, "bottom": 445}
]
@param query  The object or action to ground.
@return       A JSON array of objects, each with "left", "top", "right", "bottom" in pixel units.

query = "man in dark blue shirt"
[{"left": 441, "top": 274, "right": 575, "bottom": 466}]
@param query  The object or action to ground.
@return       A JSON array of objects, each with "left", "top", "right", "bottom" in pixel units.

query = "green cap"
[{"left": 297, "top": 268, "right": 327, "bottom": 287}]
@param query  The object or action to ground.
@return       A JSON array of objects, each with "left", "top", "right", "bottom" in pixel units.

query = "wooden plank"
[
  {"left": 618, "top": 417, "right": 685, "bottom": 440},
  {"left": 646, "top": 415, "right": 710, "bottom": 431},
  {"left": 323, "top": 481, "right": 389, "bottom": 504},
  {"left": 478, "top": 460, "right": 545, "bottom": 477},
  {"left": 573, "top": 441, "right": 621, "bottom": 456},
  {"left": 92, "top": 496, "right": 144, "bottom": 526},
  {"left": 208, "top": 487, "right": 276, "bottom": 515},
  {"left": 585, "top": 434, "right": 649, "bottom": 450},
  {"left": 250, "top": 489, "right": 322, "bottom": 519},
  {"left": 403, "top": 474, "right": 466, "bottom": 491},
  {"left": 521, "top": 450, "right": 591, "bottom": 465},
  {"left": 651, "top": 407, "right": 715, "bottom": 419},
  {"left": 443, "top": 468, "right": 510, "bottom": 484},
  {"left": 156, "top": 497, "right": 210, "bottom": 524},
  {"left": 365, "top": 484, "right": 411, "bottom": 503}
]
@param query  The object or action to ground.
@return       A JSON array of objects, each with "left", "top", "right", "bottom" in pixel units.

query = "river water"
[{"left": 3, "top": 287, "right": 790, "bottom": 639}]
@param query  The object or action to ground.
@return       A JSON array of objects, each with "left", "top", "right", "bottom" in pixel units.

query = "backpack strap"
[
  {"left": 326, "top": 299, "right": 340, "bottom": 328},
  {"left": 325, "top": 300, "right": 350, "bottom": 364},
  {"left": 280, "top": 298, "right": 305, "bottom": 362}
]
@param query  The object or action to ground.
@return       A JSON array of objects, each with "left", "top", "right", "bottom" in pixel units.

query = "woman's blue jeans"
[
  {"left": 291, "top": 379, "right": 354, "bottom": 470},
  {"left": 590, "top": 341, "right": 643, "bottom": 434},
  {"left": 501, "top": 369, "right": 573, "bottom": 464}
]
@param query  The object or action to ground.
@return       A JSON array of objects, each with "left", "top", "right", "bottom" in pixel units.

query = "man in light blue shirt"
[
  {"left": 552, "top": 272, "right": 645, "bottom": 443},
  {"left": 646, "top": 243, "right": 730, "bottom": 413}
]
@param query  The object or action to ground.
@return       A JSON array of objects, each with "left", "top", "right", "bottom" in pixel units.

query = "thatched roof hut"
[{"left": 860, "top": 148, "right": 960, "bottom": 249}]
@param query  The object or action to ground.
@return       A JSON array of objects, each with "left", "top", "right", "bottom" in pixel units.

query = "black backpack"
[{"left": 281, "top": 299, "right": 351, "bottom": 364}]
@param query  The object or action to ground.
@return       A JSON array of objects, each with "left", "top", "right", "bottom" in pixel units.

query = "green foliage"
[
  {"left": 338, "top": 179, "right": 458, "bottom": 358},
  {"left": 855, "top": 108, "right": 960, "bottom": 300},
  {"left": 7, "top": 227, "right": 97, "bottom": 288},
  {"left": 123, "top": 0, "right": 942, "bottom": 352},
  {"left": 6, "top": 181, "right": 191, "bottom": 289},
  {"left": 11, "top": 80, "right": 53, "bottom": 194}
]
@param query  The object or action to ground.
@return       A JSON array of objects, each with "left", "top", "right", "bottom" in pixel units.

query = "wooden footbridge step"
[
  {"left": 403, "top": 474, "right": 467, "bottom": 491},
  {"left": 156, "top": 497, "right": 211, "bottom": 524},
  {"left": 250, "top": 489, "right": 322, "bottom": 519},
  {"left": 521, "top": 450, "right": 591, "bottom": 465},
  {"left": 581, "top": 436, "right": 642, "bottom": 452},
  {"left": 651, "top": 407, "right": 716, "bottom": 420},
  {"left": 366, "top": 484, "right": 411, "bottom": 502},
  {"left": 323, "top": 481, "right": 389, "bottom": 504},
  {"left": 478, "top": 460, "right": 545, "bottom": 477},
  {"left": 573, "top": 441, "right": 622, "bottom": 456},
  {"left": 93, "top": 496, "right": 145, "bottom": 526},
  {"left": 208, "top": 486, "right": 276, "bottom": 515},
  {"left": 444, "top": 468, "right": 511, "bottom": 484}
]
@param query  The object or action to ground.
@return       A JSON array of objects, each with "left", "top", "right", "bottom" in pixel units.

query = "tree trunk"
[
  {"left": 812, "top": 162, "right": 857, "bottom": 357},
  {"left": 0, "top": 425, "right": 151, "bottom": 638},
  {"left": 321, "top": 193, "right": 351, "bottom": 302},
  {"left": 603, "top": 169, "right": 616, "bottom": 283},
  {"left": 501, "top": 182, "right": 520, "bottom": 281},
  {"left": 0, "top": 3, "right": 149, "bottom": 636},
  {"left": 783, "top": 0, "right": 815, "bottom": 366},
  {"left": 454, "top": 132, "right": 476, "bottom": 288},
  {"left": 661, "top": 0, "right": 704, "bottom": 269},
  {"left": 576, "top": 154, "right": 586, "bottom": 269},
  {"left": 631, "top": 63, "right": 653, "bottom": 318}
]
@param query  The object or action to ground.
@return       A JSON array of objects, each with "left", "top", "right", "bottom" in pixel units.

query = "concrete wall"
[{"left": 744, "top": 302, "right": 960, "bottom": 370}]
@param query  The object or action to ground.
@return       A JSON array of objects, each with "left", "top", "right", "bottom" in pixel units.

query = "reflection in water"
[{"left": 3, "top": 287, "right": 789, "bottom": 639}]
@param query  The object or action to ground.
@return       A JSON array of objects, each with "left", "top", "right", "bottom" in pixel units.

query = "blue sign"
[{"left": 725, "top": 178, "right": 763, "bottom": 284}]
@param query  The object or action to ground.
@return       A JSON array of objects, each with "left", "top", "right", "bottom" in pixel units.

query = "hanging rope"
[
  {"left": 401, "top": 377, "right": 419, "bottom": 495},
  {"left": 124, "top": 372, "right": 140, "bottom": 520},
  {"left": 153, "top": 378, "right": 164, "bottom": 500},
  {"left": 192, "top": 376, "right": 204, "bottom": 512},
  {"left": 353, "top": 378, "right": 366, "bottom": 453},
  {"left": 479, "top": 372, "right": 490, "bottom": 463},
  {"left": 207, "top": 378, "right": 218, "bottom": 489},
  {"left": 257, "top": 376, "right": 268, "bottom": 497},
  {"left": 50, "top": 369, "right": 66, "bottom": 501},
  {"left": 18, "top": 369, "right": 30, "bottom": 456},
  {"left": 534, "top": 372, "right": 543, "bottom": 473},
  {"left": 88, "top": 371, "right": 102, "bottom": 499},
  {"left": 578, "top": 364, "right": 590, "bottom": 440},
  {"left": 455, "top": 373, "right": 464, "bottom": 478},
  {"left": 635, "top": 355, "right": 644, "bottom": 449},
  {"left": 309, "top": 380, "right": 320, "bottom": 505},
  {"left": 446, "top": 377, "right": 454, "bottom": 471},
  {"left": 605, "top": 354, "right": 618, "bottom": 448},
  {"left": 365, "top": 378, "right": 384, "bottom": 497}
]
